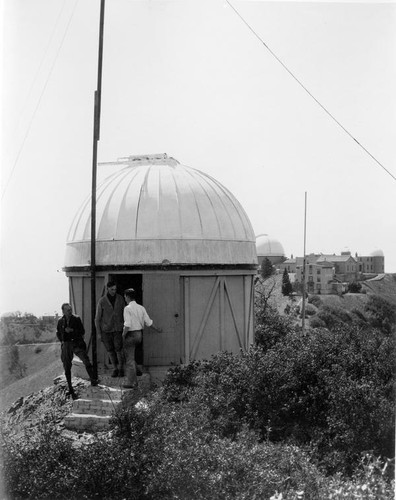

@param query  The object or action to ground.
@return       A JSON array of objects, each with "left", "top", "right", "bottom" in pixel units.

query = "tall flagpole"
[
  {"left": 91, "top": 0, "right": 105, "bottom": 380},
  {"left": 301, "top": 192, "right": 307, "bottom": 335}
]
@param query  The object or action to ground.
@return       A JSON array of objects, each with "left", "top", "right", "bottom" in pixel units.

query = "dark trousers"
[
  {"left": 61, "top": 340, "right": 94, "bottom": 388},
  {"left": 135, "top": 333, "right": 143, "bottom": 365}
]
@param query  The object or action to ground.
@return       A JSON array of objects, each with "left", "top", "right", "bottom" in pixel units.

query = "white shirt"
[{"left": 124, "top": 301, "right": 153, "bottom": 331}]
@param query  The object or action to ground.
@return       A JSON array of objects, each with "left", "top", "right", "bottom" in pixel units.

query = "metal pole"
[
  {"left": 91, "top": 0, "right": 105, "bottom": 379},
  {"left": 301, "top": 192, "right": 307, "bottom": 334}
]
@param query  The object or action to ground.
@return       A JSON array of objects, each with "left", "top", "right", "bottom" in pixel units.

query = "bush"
[
  {"left": 1, "top": 422, "right": 143, "bottom": 500},
  {"left": 255, "top": 304, "right": 295, "bottom": 351},
  {"left": 364, "top": 295, "right": 396, "bottom": 333},
  {"left": 317, "top": 305, "right": 353, "bottom": 331},
  {"left": 309, "top": 316, "right": 326, "bottom": 329},
  {"left": 111, "top": 398, "right": 325, "bottom": 500},
  {"left": 161, "top": 323, "right": 395, "bottom": 476},
  {"left": 308, "top": 295, "right": 323, "bottom": 308},
  {"left": 348, "top": 282, "right": 362, "bottom": 293},
  {"left": 304, "top": 303, "right": 317, "bottom": 317}
]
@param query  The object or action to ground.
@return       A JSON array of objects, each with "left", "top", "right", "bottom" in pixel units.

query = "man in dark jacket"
[
  {"left": 57, "top": 303, "right": 98, "bottom": 399},
  {"left": 95, "top": 281, "right": 125, "bottom": 377}
]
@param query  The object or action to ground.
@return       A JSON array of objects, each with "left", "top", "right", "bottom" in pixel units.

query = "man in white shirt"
[{"left": 122, "top": 288, "right": 161, "bottom": 389}]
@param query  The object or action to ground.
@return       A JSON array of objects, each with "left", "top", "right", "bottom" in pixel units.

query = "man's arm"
[
  {"left": 122, "top": 307, "right": 129, "bottom": 338},
  {"left": 56, "top": 320, "right": 63, "bottom": 342},
  {"left": 73, "top": 316, "right": 85, "bottom": 338}
]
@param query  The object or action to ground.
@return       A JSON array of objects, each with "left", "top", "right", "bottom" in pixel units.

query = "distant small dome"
[
  {"left": 255, "top": 234, "right": 285, "bottom": 257},
  {"left": 369, "top": 249, "right": 384, "bottom": 257},
  {"left": 65, "top": 154, "right": 257, "bottom": 267}
]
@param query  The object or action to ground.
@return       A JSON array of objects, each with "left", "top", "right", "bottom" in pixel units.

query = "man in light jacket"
[{"left": 95, "top": 281, "right": 125, "bottom": 377}]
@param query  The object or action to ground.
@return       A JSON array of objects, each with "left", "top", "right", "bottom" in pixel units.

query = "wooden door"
[
  {"left": 143, "top": 273, "right": 181, "bottom": 366},
  {"left": 183, "top": 274, "right": 254, "bottom": 363}
]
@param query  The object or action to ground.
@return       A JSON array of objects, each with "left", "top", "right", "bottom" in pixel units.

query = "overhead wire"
[
  {"left": 225, "top": 0, "right": 396, "bottom": 183},
  {"left": 5, "top": 0, "right": 68, "bottom": 159},
  {"left": 1, "top": 0, "right": 80, "bottom": 201}
]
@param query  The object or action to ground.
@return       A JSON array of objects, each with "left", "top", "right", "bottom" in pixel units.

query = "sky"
[{"left": 1, "top": 0, "right": 395, "bottom": 316}]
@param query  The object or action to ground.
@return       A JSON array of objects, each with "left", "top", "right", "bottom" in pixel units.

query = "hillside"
[{"left": 0, "top": 344, "right": 63, "bottom": 412}]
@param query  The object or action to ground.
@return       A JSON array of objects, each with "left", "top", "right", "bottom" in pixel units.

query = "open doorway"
[{"left": 110, "top": 274, "right": 143, "bottom": 304}]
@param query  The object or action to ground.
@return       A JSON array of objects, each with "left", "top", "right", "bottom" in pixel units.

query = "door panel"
[
  {"left": 183, "top": 275, "right": 252, "bottom": 362},
  {"left": 143, "top": 274, "right": 181, "bottom": 366}
]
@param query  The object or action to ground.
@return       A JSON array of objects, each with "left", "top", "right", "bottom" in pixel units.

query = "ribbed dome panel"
[{"left": 65, "top": 155, "right": 257, "bottom": 267}]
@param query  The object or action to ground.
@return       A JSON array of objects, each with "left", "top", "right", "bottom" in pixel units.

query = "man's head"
[
  {"left": 124, "top": 288, "right": 136, "bottom": 304},
  {"left": 61, "top": 303, "right": 73, "bottom": 319},
  {"left": 106, "top": 281, "right": 117, "bottom": 297}
]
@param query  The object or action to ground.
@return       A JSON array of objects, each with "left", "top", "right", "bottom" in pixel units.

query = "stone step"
[
  {"left": 72, "top": 398, "right": 120, "bottom": 416},
  {"left": 81, "top": 385, "right": 124, "bottom": 401},
  {"left": 64, "top": 413, "right": 112, "bottom": 432}
]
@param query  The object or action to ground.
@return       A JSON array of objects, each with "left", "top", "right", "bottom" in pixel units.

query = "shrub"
[
  {"left": 1, "top": 422, "right": 143, "bottom": 500},
  {"left": 161, "top": 323, "right": 395, "bottom": 476},
  {"left": 255, "top": 304, "right": 295, "bottom": 351},
  {"left": 364, "top": 295, "right": 396, "bottom": 333},
  {"left": 309, "top": 316, "right": 326, "bottom": 329},
  {"left": 308, "top": 295, "right": 323, "bottom": 308},
  {"left": 348, "top": 282, "right": 362, "bottom": 293},
  {"left": 317, "top": 305, "right": 353, "bottom": 331},
  {"left": 111, "top": 398, "right": 325, "bottom": 500},
  {"left": 304, "top": 303, "right": 317, "bottom": 317}
]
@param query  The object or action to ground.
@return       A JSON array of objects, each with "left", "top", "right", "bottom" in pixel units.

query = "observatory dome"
[
  {"left": 65, "top": 154, "right": 257, "bottom": 267},
  {"left": 369, "top": 249, "right": 384, "bottom": 257},
  {"left": 255, "top": 234, "right": 285, "bottom": 258}
]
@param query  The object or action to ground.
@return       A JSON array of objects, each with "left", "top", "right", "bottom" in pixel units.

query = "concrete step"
[
  {"left": 72, "top": 398, "right": 120, "bottom": 416},
  {"left": 64, "top": 413, "right": 112, "bottom": 432}
]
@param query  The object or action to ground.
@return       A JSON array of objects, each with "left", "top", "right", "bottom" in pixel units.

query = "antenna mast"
[
  {"left": 91, "top": 0, "right": 105, "bottom": 379},
  {"left": 301, "top": 192, "right": 307, "bottom": 334}
]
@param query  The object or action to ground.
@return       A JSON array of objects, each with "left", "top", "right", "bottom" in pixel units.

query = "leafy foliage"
[{"left": 348, "top": 281, "right": 362, "bottom": 293}]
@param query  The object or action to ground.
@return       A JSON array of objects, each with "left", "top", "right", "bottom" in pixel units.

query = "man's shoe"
[
  {"left": 91, "top": 378, "right": 100, "bottom": 386},
  {"left": 136, "top": 369, "right": 143, "bottom": 376},
  {"left": 118, "top": 369, "right": 124, "bottom": 377},
  {"left": 67, "top": 390, "right": 78, "bottom": 400},
  {"left": 111, "top": 369, "right": 119, "bottom": 378}
]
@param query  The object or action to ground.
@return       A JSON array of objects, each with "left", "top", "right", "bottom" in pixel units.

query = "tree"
[
  {"left": 260, "top": 257, "right": 274, "bottom": 280},
  {"left": 281, "top": 269, "right": 293, "bottom": 296}
]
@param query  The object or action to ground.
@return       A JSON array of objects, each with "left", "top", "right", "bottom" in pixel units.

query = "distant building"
[
  {"left": 255, "top": 234, "right": 286, "bottom": 267},
  {"left": 280, "top": 248, "right": 385, "bottom": 295},
  {"left": 296, "top": 260, "right": 335, "bottom": 294},
  {"left": 356, "top": 249, "right": 385, "bottom": 274}
]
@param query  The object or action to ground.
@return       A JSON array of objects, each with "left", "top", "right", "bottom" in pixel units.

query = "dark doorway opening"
[{"left": 110, "top": 274, "right": 143, "bottom": 304}]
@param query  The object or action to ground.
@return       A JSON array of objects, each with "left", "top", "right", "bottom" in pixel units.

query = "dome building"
[
  {"left": 356, "top": 249, "right": 385, "bottom": 274},
  {"left": 255, "top": 234, "right": 286, "bottom": 267},
  {"left": 64, "top": 154, "right": 257, "bottom": 381}
]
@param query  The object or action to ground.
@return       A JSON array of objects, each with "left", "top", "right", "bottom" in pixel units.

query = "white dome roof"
[
  {"left": 65, "top": 155, "right": 257, "bottom": 267},
  {"left": 369, "top": 249, "right": 384, "bottom": 257},
  {"left": 255, "top": 234, "right": 285, "bottom": 257}
]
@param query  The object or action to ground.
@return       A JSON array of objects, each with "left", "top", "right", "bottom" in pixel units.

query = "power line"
[
  {"left": 5, "top": 0, "right": 68, "bottom": 159},
  {"left": 225, "top": 0, "right": 396, "bottom": 183},
  {"left": 1, "top": 0, "right": 80, "bottom": 201}
]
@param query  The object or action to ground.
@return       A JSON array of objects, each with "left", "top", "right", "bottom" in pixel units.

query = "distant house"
[
  {"left": 296, "top": 260, "right": 335, "bottom": 295},
  {"left": 316, "top": 251, "right": 359, "bottom": 283},
  {"left": 279, "top": 257, "right": 297, "bottom": 273}
]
